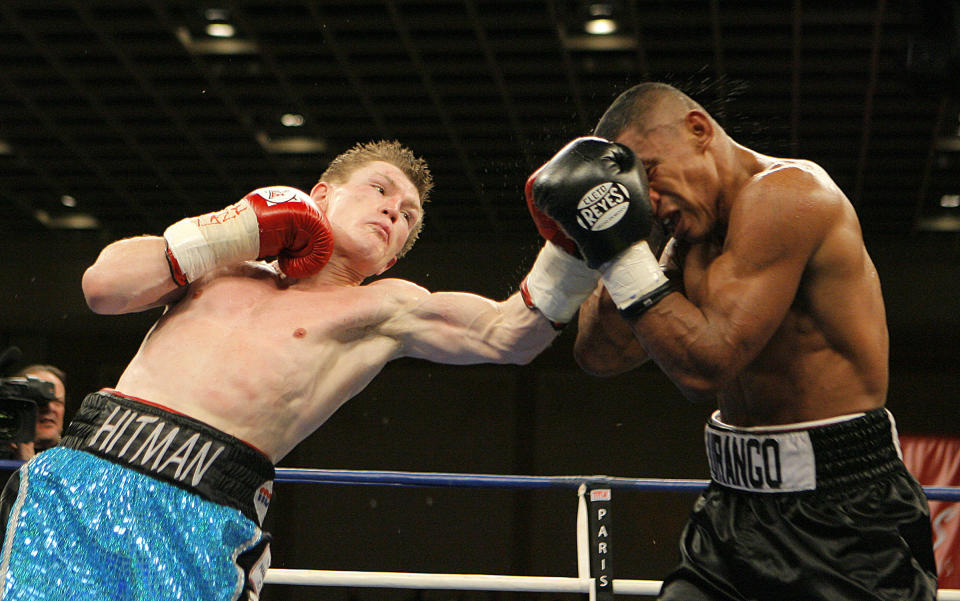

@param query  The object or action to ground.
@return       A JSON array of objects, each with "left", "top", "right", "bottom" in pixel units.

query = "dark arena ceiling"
[{"left": 1, "top": 1, "right": 959, "bottom": 244}]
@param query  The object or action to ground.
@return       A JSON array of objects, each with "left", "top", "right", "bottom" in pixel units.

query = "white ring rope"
[
  {"left": 263, "top": 570, "right": 960, "bottom": 600},
  {"left": 263, "top": 569, "right": 663, "bottom": 595}
]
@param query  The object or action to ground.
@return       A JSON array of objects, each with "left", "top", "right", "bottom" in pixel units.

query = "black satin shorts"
[{"left": 659, "top": 409, "right": 938, "bottom": 601}]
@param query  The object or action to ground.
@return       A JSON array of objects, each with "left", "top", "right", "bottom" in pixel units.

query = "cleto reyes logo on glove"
[{"left": 576, "top": 182, "right": 630, "bottom": 232}]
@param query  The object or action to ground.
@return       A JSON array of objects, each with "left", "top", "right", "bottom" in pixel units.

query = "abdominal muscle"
[
  {"left": 113, "top": 268, "right": 400, "bottom": 462},
  {"left": 716, "top": 308, "right": 886, "bottom": 427}
]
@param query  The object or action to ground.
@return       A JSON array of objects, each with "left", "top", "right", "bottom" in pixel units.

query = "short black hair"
[{"left": 594, "top": 82, "right": 700, "bottom": 140}]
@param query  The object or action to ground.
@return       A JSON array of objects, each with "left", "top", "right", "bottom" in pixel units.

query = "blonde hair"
[{"left": 321, "top": 140, "right": 433, "bottom": 257}]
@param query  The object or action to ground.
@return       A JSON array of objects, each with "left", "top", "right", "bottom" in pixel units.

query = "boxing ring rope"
[
  {"left": 264, "top": 467, "right": 960, "bottom": 600},
  {"left": 273, "top": 467, "right": 960, "bottom": 500},
  {"left": 1, "top": 461, "right": 956, "bottom": 598}
]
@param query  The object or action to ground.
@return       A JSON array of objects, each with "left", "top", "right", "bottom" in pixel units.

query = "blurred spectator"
[{"left": 7, "top": 365, "right": 66, "bottom": 461}]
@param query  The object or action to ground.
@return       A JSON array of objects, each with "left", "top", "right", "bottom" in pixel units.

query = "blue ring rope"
[
  {"left": 2, "top": 460, "right": 956, "bottom": 501},
  {"left": 275, "top": 467, "right": 960, "bottom": 501}
]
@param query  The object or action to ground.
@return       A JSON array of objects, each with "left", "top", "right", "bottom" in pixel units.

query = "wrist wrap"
[{"left": 617, "top": 280, "right": 676, "bottom": 320}]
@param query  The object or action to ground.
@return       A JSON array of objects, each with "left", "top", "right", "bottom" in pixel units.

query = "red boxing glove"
[
  {"left": 525, "top": 165, "right": 580, "bottom": 257},
  {"left": 244, "top": 187, "right": 334, "bottom": 278},
  {"left": 164, "top": 186, "right": 334, "bottom": 284}
]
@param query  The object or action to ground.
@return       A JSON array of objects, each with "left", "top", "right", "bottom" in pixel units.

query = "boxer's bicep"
[{"left": 82, "top": 235, "right": 188, "bottom": 314}]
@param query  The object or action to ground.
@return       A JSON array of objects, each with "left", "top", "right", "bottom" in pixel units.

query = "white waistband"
[
  {"left": 704, "top": 424, "right": 817, "bottom": 492},
  {"left": 708, "top": 409, "right": 866, "bottom": 433}
]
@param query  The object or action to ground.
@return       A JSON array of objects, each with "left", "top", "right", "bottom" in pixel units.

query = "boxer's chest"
[
  {"left": 679, "top": 239, "right": 722, "bottom": 305},
  {"left": 183, "top": 275, "right": 387, "bottom": 344}
]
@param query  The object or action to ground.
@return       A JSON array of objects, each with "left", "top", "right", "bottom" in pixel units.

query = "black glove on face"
[{"left": 530, "top": 137, "right": 657, "bottom": 269}]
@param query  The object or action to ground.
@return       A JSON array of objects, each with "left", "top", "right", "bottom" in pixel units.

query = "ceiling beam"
[
  {"left": 545, "top": 0, "right": 589, "bottom": 134},
  {"left": 384, "top": 0, "right": 494, "bottom": 232},
  {"left": 463, "top": 0, "right": 536, "bottom": 171},
  {"left": 0, "top": 4, "right": 177, "bottom": 227},
  {"left": 71, "top": 1, "right": 240, "bottom": 206},
  {"left": 912, "top": 94, "right": 950, "bottom": 235},
  {"left": 852, "top": 0, "right": 885, "bottom": 209},
  {"left": 145, "top": 0, "right": 295, "bottom": 188},
  {"left": 791, "top": 0, "right": 802, "bottom": 156},
  {"left": 226, "top": 2, "right": 331, "bottom": 150},
  {"left": 302, "top": 1, "right": 393, "bottom": 139}
]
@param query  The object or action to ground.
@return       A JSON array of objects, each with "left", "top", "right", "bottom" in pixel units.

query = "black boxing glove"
[
  {"left": 531, "top": 137, "right": 673, "bottom": 319},
  {"left": 520, "top": 160, "right": 600, "bottom": 327},
  {"left": 530, "top": 137, "right": 656, "bottom": 269}
]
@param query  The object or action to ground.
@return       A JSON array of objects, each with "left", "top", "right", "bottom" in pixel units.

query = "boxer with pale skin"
[
  {"left": 0, "top": 140, "right": 589, "bottom": 600},
  {"left": 82, "top": 158, "right": 554, "bottom": 462}
]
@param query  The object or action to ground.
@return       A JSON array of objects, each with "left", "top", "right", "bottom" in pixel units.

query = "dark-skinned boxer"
[{"left": 530, "top": 82, "right": 937, "bottom": 601}]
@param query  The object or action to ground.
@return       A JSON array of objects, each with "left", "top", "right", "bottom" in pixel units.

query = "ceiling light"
[
  {"left": 176, "top": 27, "right": 258, "bottom": 55},
  {"left": 0, "top": 139, "right": 11, "bottom": 155},
  {"left": 940, "top": 194, "right": 960, "bottom": 208},
  {"left": 281, "top": 113, "right": 305, "bottom": 127},
  {"left": 563, "top": 34, "right": 636, "bottom": 51},
  {"left": 585, "top": 18, "right": 618, "bottom": 35},
  {"left": 34, "top": 209, "right": 100, "bottom": 230},
  {"left": 205, "top": 23, "right": 236, "bottom": 38},
  {"left": 916, "top": 213, "right": 960, "bottom": 231},
  {"left": 256, "top": 132, "right": 326, "bottom": 154},
  {"left": 583, "top": 1, "right": 618, "bottom": 35},
  {"left": 60, "top": 195, "right": 77, "bottom": 207}
]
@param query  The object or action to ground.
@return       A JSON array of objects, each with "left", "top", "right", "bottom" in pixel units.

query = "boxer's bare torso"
[
  {"left": 83, "top": 159, "right": 556, "bottom": 462},
  {"left": 673, "top": 157, "right": 888, "bottom": 425},
  {"left": 576, "top": 149, "right": 888, "bottom": 426},
  {"left": 98, "top": 257, "right": 551, "bottom": 462}
]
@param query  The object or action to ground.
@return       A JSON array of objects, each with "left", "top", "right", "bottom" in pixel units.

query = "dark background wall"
[{"left": 1, "top": 229, "right": 958, "bottom": 600}]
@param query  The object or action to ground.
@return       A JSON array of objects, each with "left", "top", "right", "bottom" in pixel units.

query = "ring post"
[{"left": 586, "top": 479, "right": 614, "bottom": 601}]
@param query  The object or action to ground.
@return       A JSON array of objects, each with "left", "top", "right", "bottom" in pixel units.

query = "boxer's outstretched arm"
[
  {"left": 378, "top": 281, "right": 559, "bottom": 365},
  {"left": 574, "top": 283, "right": 650, "bottom": 377},
  {"left": 82, "top": 236, "right": 187, "bottom": 315}
]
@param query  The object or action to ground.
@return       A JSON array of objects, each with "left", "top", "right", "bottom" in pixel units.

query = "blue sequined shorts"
[{"left": 0, "top": 391, "right": 276, "bottom": 601}]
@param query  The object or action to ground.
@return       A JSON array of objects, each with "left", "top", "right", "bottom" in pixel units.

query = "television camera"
[{"left": 0, "top": 346, "right": 55, "bottom": 444}]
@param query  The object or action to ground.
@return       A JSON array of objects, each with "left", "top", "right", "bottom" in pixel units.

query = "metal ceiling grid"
[{"left": 0, "top": 1, "right": 954, "bottom": 243}]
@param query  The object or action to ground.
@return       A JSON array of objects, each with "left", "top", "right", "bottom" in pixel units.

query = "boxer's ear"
[
  {"left": 685, "top": 110, "right": 713, "bottom": 149},
  {"left": 310, "top": 181, "right": 331, "bottom": 211}
]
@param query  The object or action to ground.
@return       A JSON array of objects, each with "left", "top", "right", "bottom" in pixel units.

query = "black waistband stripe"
[{"left": 61, "top": 391, "right": 275, "bottom": 525}]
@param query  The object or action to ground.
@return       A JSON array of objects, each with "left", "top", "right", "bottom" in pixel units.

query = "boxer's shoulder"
[{"left": 363, "top": 277, "right": 431, "bottom": 310}]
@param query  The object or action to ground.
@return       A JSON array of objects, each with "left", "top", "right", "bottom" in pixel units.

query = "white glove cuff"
[
  {"left": 522, "top": 241, "right": 600, "bottom": 324},
  {"left": 600, "top": 240, "right": 669, "bottom": 310},
  {"left": 163, "top": 199, "right": 260, "bottom": 283}
]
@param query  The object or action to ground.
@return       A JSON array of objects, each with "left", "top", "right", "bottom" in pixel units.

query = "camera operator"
[{"left": 7, "top": 365, "right": 66, "bottom": 461}]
